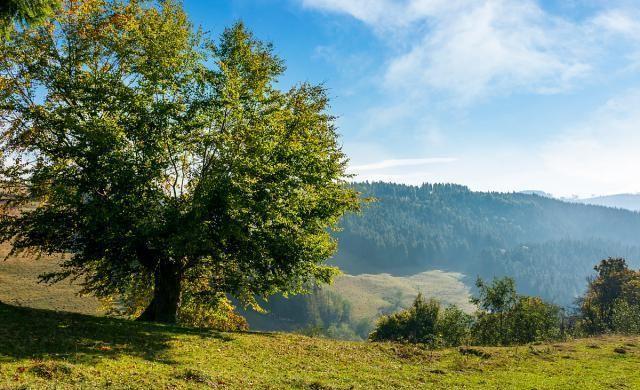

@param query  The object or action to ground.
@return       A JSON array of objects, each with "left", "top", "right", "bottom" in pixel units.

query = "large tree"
[{"left": 0, "top": 0, "right": 359, "bottom": 323}]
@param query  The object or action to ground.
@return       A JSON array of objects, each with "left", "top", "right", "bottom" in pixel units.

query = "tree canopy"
[
  {"left": 0, "top": 0, "right": 359, "bottom": 323},
  {"left": 0, "top": 0, "right": 60, "bottom": 34},
  {"left": 580, "top": 258, "right": 640, "bottom": 333}
]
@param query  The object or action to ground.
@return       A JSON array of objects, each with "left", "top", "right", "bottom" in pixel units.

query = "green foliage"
[
  {"left": 611, "top": 299, "right": 640, "bottom": 335},
  {"left": 471, "top": 277, "right": 517, "bottom": 314},
  {"left": 369, "top": 294, "right": 470, "bottom": 347},
  {"left": 333, "top": 182, "right": 640, "bottom": 305},
  {"left": 371, "top": 278, "right": 562, "bottom": 347},
  {"left": 0, "top": 0, "right": 59, "bottom": 34},
  {"left": 471, "top": 277, "right": 517, "bottom": 345},
  {"left": 580, "top": 258, "right": 640, "bottom": 334},
  {"left": 510, "top": 296, "right": 562, "bottom": 343},
  {"left": 369, "top": 294, "right": 438, "bottom": 344},
  {"left": 0, "top": 0, "right": 359, "bottom": 323},
  {"left": 436, "top": 305, "right": 473, "bottom": 346},
  {"left": 178, "top": 296, "right": 248, "bottom": 332},
  {"left": 471, "top": 277, "right": 562, "bottom": 345}
]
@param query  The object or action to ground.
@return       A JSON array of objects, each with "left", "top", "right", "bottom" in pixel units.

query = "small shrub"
[
  {"left": 611, "top": 299, "right": 640, "bottom": 334},
  {"left": 459, "top": 347, "right": 491, "bottom": 359},
  {"left": 178, "top": 296, "right": 248, "bottom": 331},
  {"left": 510, "top": 296, "right": 561, "bottom": 344},
  {"left": 29, "top": 361, "right": 72, "bottom": 380},
  {"left": 177, "top": 369, "right": 216, "bottom": 386}
]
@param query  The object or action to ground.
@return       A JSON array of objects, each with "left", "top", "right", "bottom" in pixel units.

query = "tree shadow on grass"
[{"left": 0, "top": 302, "right": 233, "bottom": 365}]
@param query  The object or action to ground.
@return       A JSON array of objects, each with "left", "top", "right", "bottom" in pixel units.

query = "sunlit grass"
[{"left": 1, "top": 302, "right": 639, "bottom": 389}]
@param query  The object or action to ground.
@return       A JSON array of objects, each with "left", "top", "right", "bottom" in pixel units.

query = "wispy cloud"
[
  {"left": 301, "top": 0, "right": 639, "bottom": 103},
  {"left": 349, "top": 157, "right": 457, "bottom": 172}
]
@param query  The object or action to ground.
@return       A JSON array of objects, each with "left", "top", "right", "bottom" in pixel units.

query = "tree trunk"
[{"left": 137, "top": 261, "right": 183, "bottom": 324}]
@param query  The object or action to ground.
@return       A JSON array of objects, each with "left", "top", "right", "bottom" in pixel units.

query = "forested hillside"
[{"left": 332, "top": 182, "right": 640, "bottom": 305}]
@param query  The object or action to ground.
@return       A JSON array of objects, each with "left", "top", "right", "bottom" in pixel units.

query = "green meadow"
[{"left": 0, "top": 302, "right": 638, "bottom": 389}]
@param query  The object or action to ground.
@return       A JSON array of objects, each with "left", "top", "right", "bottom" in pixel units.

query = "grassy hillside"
[
  {"left": 328, "top": 271, "right": 474, "bottom": 320},
  {"left": 1, "top": 302, "right": 639, "bottom": 389},
  {"left": 0, "top": 245, "right": 100, "bottom": 315}
]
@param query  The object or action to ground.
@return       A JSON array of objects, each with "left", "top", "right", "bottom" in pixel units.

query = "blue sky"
[{"left": 185, "top": 0, "right": 640, "bottom": 197}]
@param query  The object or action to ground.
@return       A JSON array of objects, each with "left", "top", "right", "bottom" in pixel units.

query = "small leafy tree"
[
  {"left": 471, "top": 276, "right": 516, "bottom": 344},
  {"left": 436, "top": 305, "right": 473, "bottom": 346},
  {"left": 0, "top": 0, "right": 359, "bottom": 323},
  {"left": 472, "top": 277, "right": 561, "bottom": 345}
]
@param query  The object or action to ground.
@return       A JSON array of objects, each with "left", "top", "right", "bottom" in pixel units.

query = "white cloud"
[
  {"left": 300, "top": 0, "right": 399, "bottom": 25},
  {"left": 591, "top": 8, "right": 640, "bottom": 37}
]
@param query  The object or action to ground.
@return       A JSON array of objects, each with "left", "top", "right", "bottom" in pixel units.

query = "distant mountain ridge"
[
  {"left": 519, "top": 190, "right": 640, "bottom": 212},
  {"left": 570, "top": 194, "right": 640, "bottom": 212}
]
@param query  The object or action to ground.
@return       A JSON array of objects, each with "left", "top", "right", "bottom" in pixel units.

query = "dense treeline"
[
  {"left": 370, "top": 277, "right": 563, "bottom": 346},
  {"left": 333, "top": 182, "right": 640, "bottom": 305}
]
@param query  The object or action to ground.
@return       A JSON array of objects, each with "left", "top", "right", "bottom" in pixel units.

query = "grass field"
[
  {"left": 1, "top": 302, "right": 639, "bottom": 389},
  {"left": 2, "top": 251, "right": 639, "bottom": 388}
]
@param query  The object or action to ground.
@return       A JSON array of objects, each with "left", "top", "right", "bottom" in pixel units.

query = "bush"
[
  {"left": 370, "top": 278, "right": 564, "bottom": 347},
  {"left": 369, "top": 294, "right": 472, "bottom": 347},
  {"left": 471, "top": 312, "right": 504, "bottom": 346},
  {"left": 178, "top": 296, "right": 248, "bottom": 332},
  {"left": 578, "top": 258, "right": 640, "bottom": 335},
  {"left": 369, "top": 294, "right": 440, "bottom": 345}
]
